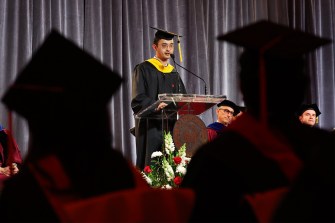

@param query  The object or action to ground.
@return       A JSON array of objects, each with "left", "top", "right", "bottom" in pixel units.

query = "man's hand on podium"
[{"left": 156, "top": 102, "right": 168, "bottom": 111}]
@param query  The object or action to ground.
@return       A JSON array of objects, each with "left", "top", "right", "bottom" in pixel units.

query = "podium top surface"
[
  {"left": 158, "top": 94, "right": 226, "bottom": 103},
  {"left": 136, "top": 94, "right": 227, "bottom": 118}
]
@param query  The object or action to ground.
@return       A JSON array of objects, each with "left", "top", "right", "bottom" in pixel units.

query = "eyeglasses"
[{"left": 218, "top": 108, "right": 234, "bottom": 116}]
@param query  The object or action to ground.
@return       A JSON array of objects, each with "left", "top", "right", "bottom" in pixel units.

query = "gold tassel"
[{"left": 178, "top": 36, "right": 183, "bottom": 63}]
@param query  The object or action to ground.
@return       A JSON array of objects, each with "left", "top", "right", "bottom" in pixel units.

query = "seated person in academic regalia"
[
  {"left": 206, "top": 100, "right": 240, "bottom": 142},
  {"left": 181, "top": 20, "right": 334, "bottom": 223},
  {"left": 0, "top": 124, "right": 22, "bottom": 182},
  {"left": 0, "top": 30, "right": 143, "bottom": 222},
  {"left": 297, "top": 103, "right": 321, "bottom": 127}
]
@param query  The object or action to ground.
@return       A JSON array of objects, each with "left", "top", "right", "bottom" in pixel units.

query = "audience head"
[
  {"left": 2, "top": 30, "right": 123, "bottom": 157},
  {"left": 238, "top": 50, "right": 307, "bottom": 119}
]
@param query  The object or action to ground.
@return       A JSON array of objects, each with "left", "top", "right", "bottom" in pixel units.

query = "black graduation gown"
[{"left": 131, "top": 60, "right": 187, "bottom": 170}]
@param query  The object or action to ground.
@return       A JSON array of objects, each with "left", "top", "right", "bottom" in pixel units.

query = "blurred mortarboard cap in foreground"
[
  {"left": 150, "top": 26, "right": 182, "bottom": 40},
  {"left": 216, "top": 20, "right": 331, "bottom": 126},
  {"left": 217, "top": 99, "right": 240, "bottom": 116},
  {"left": 2, "top": 29, "right": 123, "bottom": 118},
  {"left": 297, "top": 103, "right": 321, "bottom": 117},
  {"left": 217, "top": 20, "right": 332, "bottom": 58}
]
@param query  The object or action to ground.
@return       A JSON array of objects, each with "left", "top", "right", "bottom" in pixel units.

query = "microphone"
[{"left": 170, "top": 54, "right": 207, "bottom": 95}]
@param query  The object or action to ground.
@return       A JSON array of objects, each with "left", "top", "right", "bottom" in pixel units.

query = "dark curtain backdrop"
[{"left": 1, "top": 0, "right": 334, "bottom": 164}]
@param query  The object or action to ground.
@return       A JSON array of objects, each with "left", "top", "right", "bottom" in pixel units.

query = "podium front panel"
[{"left": 173, "top": 114, "right": 208, "bottom": 157}]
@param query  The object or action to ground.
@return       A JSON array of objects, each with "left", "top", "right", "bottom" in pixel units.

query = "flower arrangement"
[{"left": 142, "top": 131, "right": 191, "bottom": 189}]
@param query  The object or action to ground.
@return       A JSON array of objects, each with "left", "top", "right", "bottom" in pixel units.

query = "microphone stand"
[
  {"left": 170, "top": 54, "right": 182, "bottom": 93},
  {"left": 170, "top": 54, "right": 207, "bottom": 95}
]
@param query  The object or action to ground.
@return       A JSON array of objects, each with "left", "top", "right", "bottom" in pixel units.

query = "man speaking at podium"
[{"left": 131, "top": 27, "right": 187, "bottom": 170}]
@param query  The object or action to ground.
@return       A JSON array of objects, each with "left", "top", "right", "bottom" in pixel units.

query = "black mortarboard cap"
[
  {"left": 297, "top": 103, "right": 321, "bottom": 117},
  {"left": 217, "top": 20, "right": 331, "bottom": 58},
  {"left": 150, "top": 26, "right": 181, "bottom": 40},
  {"left": 217, "top": 99, "right": 240, "bottom": 116},
  {"left": 217, "top": 20, "right": 331, "bottom": 126},
  {"left": 2, "top": 29, "right": 123, "bottom": 118}
]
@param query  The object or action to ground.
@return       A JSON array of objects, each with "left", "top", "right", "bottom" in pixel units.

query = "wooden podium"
[{"left": 136, "top": 94, "right": 226, "bottom": 157}]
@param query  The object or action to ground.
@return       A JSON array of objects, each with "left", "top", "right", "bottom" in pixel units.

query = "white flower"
[
  {"left": 163, "top": 159, "right": 175, "bottom": 181},
  {"left": 182, "top": 157, "right": 191, "bottom": 165},
  {"left": 162, "top": 184, "right": 172, "bottom": 189},
  {"left": 141, "top": 172, "right": 152, "bottom": 185},
  {"left": 165, "top": 147, "right": 170, "bottom": 155},
  {"left": 178, "top": 143, "right": 187, "bottom": 157},
  {"left": 151, "top": 151, "right": 163, "bottom": 158},
  {"left": 164, "top": 132, "right": 175, "bottom": 154},
  {"left": 176, "top": 165, "right": 186, "bottom": 175}
]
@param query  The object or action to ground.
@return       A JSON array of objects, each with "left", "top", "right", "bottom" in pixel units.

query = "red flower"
[
  {"left": 173, "top": 156, "right": 182, "bottom": 165},
  {"left": 174, "top": 176, "right": 183, "bottom": 185},
  {"left": 144, "top": 166, "right": 152, "bottom": 173}
]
